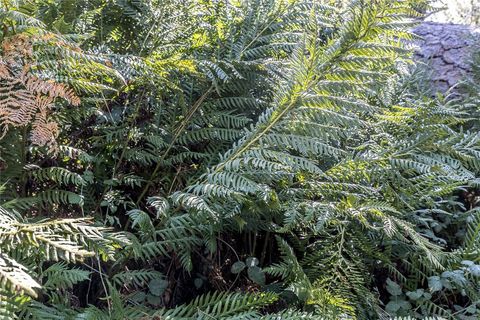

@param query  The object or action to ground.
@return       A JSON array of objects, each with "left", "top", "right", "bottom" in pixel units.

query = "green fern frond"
[
  {"left": 42, "top": 262, "right": 90, "bottom": 290},
  {"left": 112, "top": 269, "right": 163, "bottom": 289},
  {"left": 153, "top": 291, "right": 278, "bottom": 319}
]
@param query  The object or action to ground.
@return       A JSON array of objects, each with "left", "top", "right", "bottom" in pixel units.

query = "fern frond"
[
  {"left": 0, "top": 254, "right": 40, "bottom": 298},
  {"left": 153, "top": 291, "right": 278, "bottom": 319},
  {"left": 42, "top": 262, "right": 90, "bottom": 290}
]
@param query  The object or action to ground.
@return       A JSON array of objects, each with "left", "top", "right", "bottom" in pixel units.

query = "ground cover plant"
[{"left": 0, "top": 0, "right": 479, "bottom": 319}]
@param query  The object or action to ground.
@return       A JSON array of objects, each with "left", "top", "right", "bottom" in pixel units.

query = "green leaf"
[
  {"left": 248, "top": 266, "right": 265, "bottom": 285},
  {"left": 231, "top": 261, "right": 246, "bottom": 274},
  {"left": 428, "top": 276, "right": 443, "bottom": 292},
  {"left": 147, "top": 293, "right": 162, "bottom": 306},
  {"left": 386, "top": 301, "right": 400, "bottom": 313},
  {"left": 398, "top": 300, "right": 412, "bottom": 310},
  {"left": 461, "top": 260, "right": 474, "bottom": 266},
  {"left": 469, "top": 265, "right": 480, "bottom": 277},
  {"left": 386, "top": 278, "right": 402, "bottom": 296},
  {"left": 406, "top": 289, "right": 424, "bottom": 301},
  {"left": 194, "top": 278, "right": 204, "bottom": 289},
  {"left": 148, "top": 279, "right": 168, "bottom": 296},
  {"left": 246, "top": 257, "right": 259, "bottom": 267},
  {"left": 466, "top": 304, "right": 477, "bottom": 314}
]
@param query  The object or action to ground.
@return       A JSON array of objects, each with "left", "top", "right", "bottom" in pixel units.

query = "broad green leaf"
[
  {"left": 248, "top": 266, "right": 265, "bottom": 285},
  {"left": 386, "top": 278, "right": 402, "bottom": 296},
  {"left": 428, "top": 276, "right": 443, "bottom": 292},
  {"left": 147, "top": 293, "right": 162, "bottom": 306},
  {"left": 246, "top": 257, "right": 259, "bottom": 267},
  {"left": 231, "top": 261, "right": 246, "bottom": 274},
  {"left": 406, "top": 289, "right": 423, "bottom": 301},
  {"left": 469, "top": 265, "right": 480, "bottom": 277},
  {"left": 149, "top": 279, "right": 168, "bottom": 296},
  {"left": 194, "top": 278, "right": 204, "bottom": 289},
  {"left": 386, "top": 301, "right": 400, "bottom": 313}
]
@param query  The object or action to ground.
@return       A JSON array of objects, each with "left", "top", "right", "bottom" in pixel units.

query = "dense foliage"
[{"left": 0, "top": 0, "right": 479, "bottom": 319}]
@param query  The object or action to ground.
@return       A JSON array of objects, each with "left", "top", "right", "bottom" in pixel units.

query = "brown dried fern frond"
[
  {"left": 23, "top": 74, "right": 81, "bottom": 106},
  {"left": 0, "top": 61, "right": 10, "bottom": 78},
  {"left": 30, "top": 99, "right": 59, "bottom": 153},
  {"left": 0, "top": 34, "right": 81, "bottom": 152},
  {"left": 1, "top": 33, "right": 34, "bottom": 63}
]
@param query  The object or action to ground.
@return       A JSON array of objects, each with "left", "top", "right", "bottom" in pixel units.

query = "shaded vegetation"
[{"left": 0, "top": 0, "right": 479, "bottom": 319}]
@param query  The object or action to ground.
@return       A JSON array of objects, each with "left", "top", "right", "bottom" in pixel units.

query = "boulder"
[{"left": 413, "top": 22, "right": 480, "bottom": 92}]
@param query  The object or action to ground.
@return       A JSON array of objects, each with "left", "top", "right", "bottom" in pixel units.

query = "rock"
[
  {"left": 418, "top": 43, "right": 443, "bottom": 58},
  {"left": 433, "top": 80, "right": 450, "bottom": 93},
  {"left": 443, "top": 48, "right": 470, "bottom": 69},
  {"left": 412, "top": 22, "right": 480, "bottom": 92},
  {"left": 431, "top": 63, "right": 453, "bottom": 81}
]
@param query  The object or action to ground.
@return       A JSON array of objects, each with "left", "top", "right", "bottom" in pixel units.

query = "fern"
[
  {"left": 0, "top": 254, "right": 41, "bottom": 298},
  {"left": 42, "top": 262, "right": 90, "bottom": 290},
  {"left": 1, "top": 0, "right": 479, "bottom": 319},
  {"left": 112, "top": 269, "right": 163, "bottom": 289},
  {"left": 153, "top": 291, "right": 278, "bottom": 319}
]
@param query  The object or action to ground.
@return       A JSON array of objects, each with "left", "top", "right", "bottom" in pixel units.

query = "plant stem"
[{"left": 135, "top": 86, "right": 213, "bottom": 204}]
